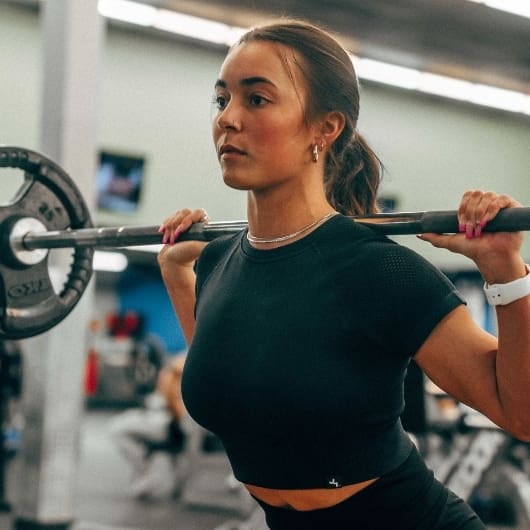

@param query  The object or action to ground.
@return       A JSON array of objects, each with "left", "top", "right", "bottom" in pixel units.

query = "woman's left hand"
[{"left": 418, "top": 190, "right": 525, "bottom": 282}]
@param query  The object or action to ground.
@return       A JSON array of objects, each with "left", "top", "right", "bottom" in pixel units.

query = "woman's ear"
[{"left": 320, "top": 111, "right": 346, "bottom": 146}]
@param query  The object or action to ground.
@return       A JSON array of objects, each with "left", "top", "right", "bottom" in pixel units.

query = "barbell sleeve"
[{"left": 11, "top": 207, "right": 530, "bottom": 251}]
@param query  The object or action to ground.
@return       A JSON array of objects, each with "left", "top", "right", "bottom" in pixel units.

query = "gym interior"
[{"left": 0, "top": 1, "right": 529, "bottom": 529}]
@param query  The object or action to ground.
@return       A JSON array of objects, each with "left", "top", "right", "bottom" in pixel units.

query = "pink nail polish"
[{"left": 458, "top": 223, "right": 465, "bottom": 233}]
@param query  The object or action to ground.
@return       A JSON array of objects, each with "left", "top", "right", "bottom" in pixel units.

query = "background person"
[{"left": 109, "top": 353, "right": 187, "bottom": 499}]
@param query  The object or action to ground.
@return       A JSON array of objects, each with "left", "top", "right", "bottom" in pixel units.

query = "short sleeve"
[
  {"left": 195, "top": 235, "right": 237, "bottom": 293},
  {"left": 351, "top": 242, "right": 465, "bottom": 357}
]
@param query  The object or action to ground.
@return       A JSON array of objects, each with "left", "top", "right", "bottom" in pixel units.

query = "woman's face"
[{"left": 212, "top": 40, "right": 317, "bottom": 192}]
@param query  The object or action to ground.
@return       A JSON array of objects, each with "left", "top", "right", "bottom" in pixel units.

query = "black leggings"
[{"left": 254, "top": 447, "right": 486, "bottom": 530}]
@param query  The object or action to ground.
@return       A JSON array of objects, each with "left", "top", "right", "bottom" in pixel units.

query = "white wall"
[
  {"left": 1, "top": 3, "right": 529, "bottom": 268},
  {"left": 0, "top": 5, "right": 41, "bottom": 147},
  {"left": 359, "top": 86, "right": 530, "bottom": 267},
  {"left": 97, "top": 28, "right": 243, "bottom": 225}
]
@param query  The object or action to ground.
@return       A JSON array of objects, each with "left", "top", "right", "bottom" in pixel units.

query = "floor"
[
  {"left": 0, "top": 409, "right": 253, "bottom": 530},
  {"left": 0, "top": 409, "right": 527, "bottom": 530}
]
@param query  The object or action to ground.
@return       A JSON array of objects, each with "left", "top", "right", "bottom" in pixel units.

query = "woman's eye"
[
  {"left": 249, "top": 94, "right": 267, "bottom": 106},
  {"left": 213, "top": 95, "right": 227, "bottom": 109}
]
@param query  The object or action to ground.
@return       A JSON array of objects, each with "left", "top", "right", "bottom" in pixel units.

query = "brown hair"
[{"left": 235, "top": 19, "right": 383, "bottom": 215}]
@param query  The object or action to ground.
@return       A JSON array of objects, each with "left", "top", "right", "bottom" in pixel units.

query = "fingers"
[
  {"left": 418, "top": 189, "right": 523, "bottom": 263},
  {"left": 158, "top": 208, "right": 209, "bottom": 244},
  {"left": 457, "top": 190, "right": 520, "bottom": 239}
]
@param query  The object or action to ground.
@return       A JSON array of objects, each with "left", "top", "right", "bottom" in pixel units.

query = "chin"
[{"left": 222, "top": 174, "right": 253, "bottom": 191}]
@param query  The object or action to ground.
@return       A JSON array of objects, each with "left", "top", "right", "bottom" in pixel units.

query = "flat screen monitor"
[{"left": 96, "top": 150, "right": 145, "bottom": 213}]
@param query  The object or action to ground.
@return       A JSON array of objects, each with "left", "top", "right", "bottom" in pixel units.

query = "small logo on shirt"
[{"left": 328, "top": 478, "right": 340, "bottom": 488}]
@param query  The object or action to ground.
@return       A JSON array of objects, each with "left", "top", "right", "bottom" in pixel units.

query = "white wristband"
[{"left": 483, "top": 264, "right": 530, "bottom": 306}]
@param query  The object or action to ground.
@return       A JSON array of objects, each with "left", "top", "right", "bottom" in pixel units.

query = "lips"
[{"left": 219, "top": 144, "right": 246, "bottom": 156}]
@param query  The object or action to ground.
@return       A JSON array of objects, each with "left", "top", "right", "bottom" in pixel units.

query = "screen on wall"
[{"left": 95, "top": 150, "right": 146, "bottom": 213}]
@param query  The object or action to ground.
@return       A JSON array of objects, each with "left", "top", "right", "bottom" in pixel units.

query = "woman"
[{"left": 158, "top": 20, "right": 530, "bottom": 529}]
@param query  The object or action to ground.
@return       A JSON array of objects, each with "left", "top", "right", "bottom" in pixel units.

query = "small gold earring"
[{"left": 312, "top": 144, "right": 319, "bottom": 163}]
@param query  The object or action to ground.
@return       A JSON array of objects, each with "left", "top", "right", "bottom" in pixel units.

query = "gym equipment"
[
  {"left": 427, "top": 409, "right": 530, "bottom": 527},
  {"left": 0, "top": 340, "right": 23, "bottom": 512},
  {"left": 2, "top": 145, "right": 530, "bottom": 340},
  {"left": 0, "top": 147, "right": 93, "bottom": 340}
]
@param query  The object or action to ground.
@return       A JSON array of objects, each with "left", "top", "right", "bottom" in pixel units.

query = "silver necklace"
[{"left": 246, "top": 211, "right": 338, "bottom": 244}]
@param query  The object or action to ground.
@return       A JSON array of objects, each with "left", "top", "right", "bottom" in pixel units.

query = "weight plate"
[{"left": 0, "top": 146, "right": 94, "bottom": 339}]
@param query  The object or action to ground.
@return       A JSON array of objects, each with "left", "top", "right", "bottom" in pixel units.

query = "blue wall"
[{"left": 117, "top": 265, "right": 186, "bottom": 353}]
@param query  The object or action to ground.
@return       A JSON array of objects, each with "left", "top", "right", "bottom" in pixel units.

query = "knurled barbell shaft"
[{"left": 10, "top": 207, "right": 530, "bottom": 251}]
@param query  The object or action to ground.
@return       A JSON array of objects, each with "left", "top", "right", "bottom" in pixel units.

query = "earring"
[{"left": 312, "top": 144, "right": 319, "bottom": 163}]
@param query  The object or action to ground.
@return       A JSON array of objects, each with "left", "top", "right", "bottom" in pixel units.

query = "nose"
[
  {"left": 217, "top": 114, "right": 237, "bottom": 130},
  {"left": 216, "top": 104, "right": 239, "bottom": 131}
]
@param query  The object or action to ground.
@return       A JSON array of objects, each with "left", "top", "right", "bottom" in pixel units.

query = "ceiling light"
[
  {"left": 153, "top": 9, "right": 245, "bottom": 46},
  {"left": 417, "top": 73, "right": 474, "bottom": 101},
  {"left": 361, "top": 64, "right": 530, "bottom": 115},
  {"left": 471, "top": 84, "right": 530, "bottom": 114},
  {"left": 355, "top": 58, "right": 421, "bottom": 90},
  {"left": 98, "top": 0, "right": 156, "bottom": 26},
  {"left": 466, "top": 0, "right": 530, "bottom": 19},
  {"left": 97, "top": 0, "right": 245, "bottom": 45}
]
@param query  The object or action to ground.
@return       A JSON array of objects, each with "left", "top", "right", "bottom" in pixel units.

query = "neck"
[
  {"left": 246, "top": 210, "right": 337, "bottom": 247},
  {"left": 246, "top": 189, "right": 335, "bottom": 248}
]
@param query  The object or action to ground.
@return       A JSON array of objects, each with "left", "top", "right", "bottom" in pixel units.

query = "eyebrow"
[{"left": 214, "top": 76, "right": 276, "bottom": 89}]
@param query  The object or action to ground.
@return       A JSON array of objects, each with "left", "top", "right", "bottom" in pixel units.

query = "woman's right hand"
[{"left": 157, "top": 208, "right": 209, "bottom": 271}]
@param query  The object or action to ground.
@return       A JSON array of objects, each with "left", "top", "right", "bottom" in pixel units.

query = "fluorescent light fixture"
[
  {"left": 93, "top": 250, "right": 128, "bottom": 272},
  {"left": 417, "top": 73, "right": 474, "bottom": 101},
  {"left": 471, "top": 84, "right": 530, "bottom": 114},
  {"left": 97, "top": 0, "right": 530, "bottom": 117},
  {"left": 97, "top": 0, "right": 245, "bottom": 45},
  {"left": 154, "top": 9, "right": 245, "bottom": 46},
  {"left": 358, "top": 62, "right": 530, "bottom": 116},
  {"left": 98, "top": 0, "right": 156, "bottom": 26},
  {"left": 466, "top": 0, "right": 530, "bottom": 19},
  {"left": 355, "top": 58, "right": 422, "bottom": 90}
]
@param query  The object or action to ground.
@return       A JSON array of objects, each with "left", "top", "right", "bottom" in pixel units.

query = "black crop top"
[{"left": 181, "top": 214, "right": 464, "bottom": 489}]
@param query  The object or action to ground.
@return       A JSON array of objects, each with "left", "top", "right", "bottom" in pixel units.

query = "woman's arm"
[
  {"left": 416, "top": 191, "right": 530, "bottom": 441},
  {"left": 415, "top": 302, "right": 530, "bottom": 440},
  {"left": 157, "top": 208, "right": 208, "bottom": 345}
]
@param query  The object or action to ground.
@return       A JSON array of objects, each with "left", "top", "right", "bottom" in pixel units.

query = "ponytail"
[{"left": 325, "top": 132, "right": 383, "bottom": 216}]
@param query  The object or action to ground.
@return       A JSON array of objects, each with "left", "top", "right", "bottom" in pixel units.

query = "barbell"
[{"left": 1, "top": 146, "right": 529, "bottom": 340}]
